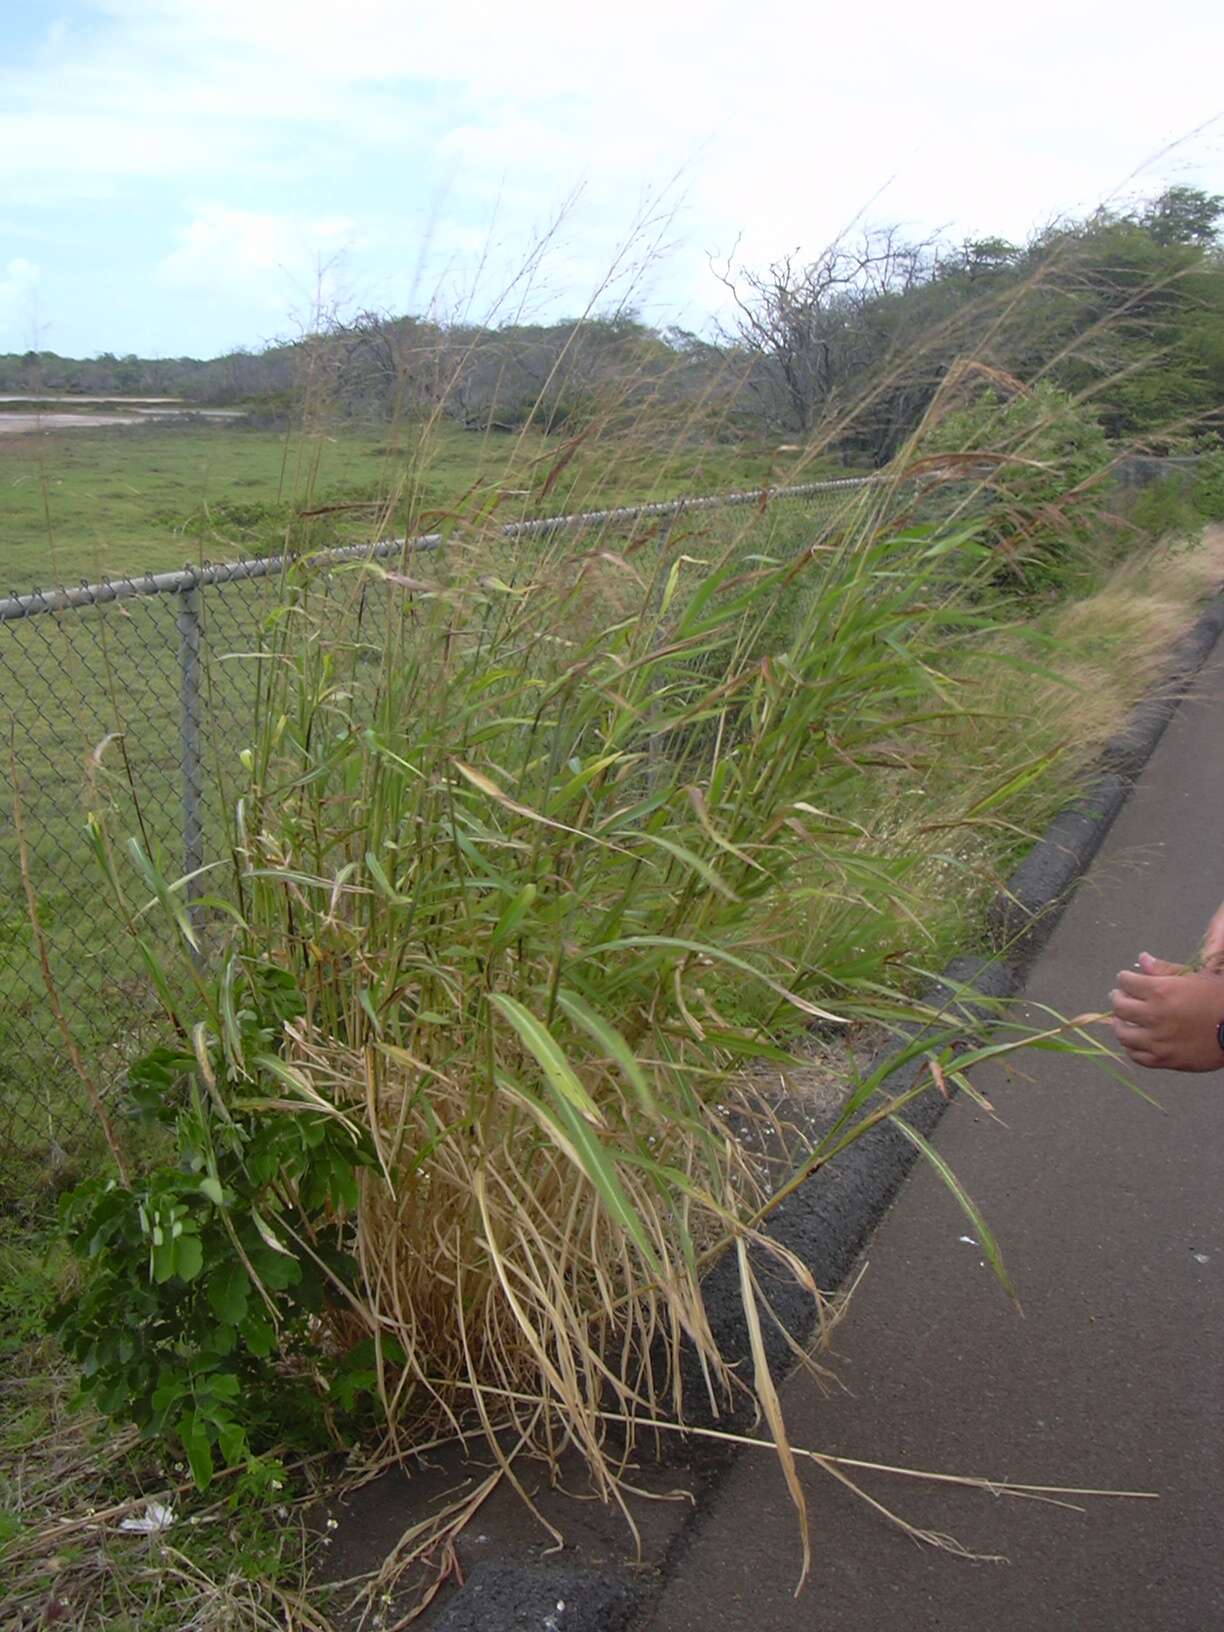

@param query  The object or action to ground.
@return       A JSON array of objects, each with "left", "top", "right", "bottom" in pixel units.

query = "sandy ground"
[{"left": 0, "top": 407, "right": 243, "bottom": 434}]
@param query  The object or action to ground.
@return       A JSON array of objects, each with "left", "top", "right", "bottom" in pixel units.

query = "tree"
[
  {"left": 722, "top": 187, "right": 1224, "bottom": 460},
  {"left": 1018, "top": 206, "right": 1224, "bottom": 445},
  {"left": 715, "top": 228, "right": 938, "bottom": 437},
  {"left": 1140, "top": 185, "right": 1224, "bottom": 248}
]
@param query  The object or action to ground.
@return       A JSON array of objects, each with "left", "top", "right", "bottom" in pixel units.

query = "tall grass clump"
[
  {"left": 914, "top": 376, "right": 1113, "bottom": 593},
  {"left": 52, "top": 477, "right": 1023, "bottom": 1549}
]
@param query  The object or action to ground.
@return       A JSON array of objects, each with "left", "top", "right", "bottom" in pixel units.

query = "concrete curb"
[
  {"left": 429, "top": 1563, "right": 642, "bottom": 1632},
  {"left": 430, "top": 591, "right": 1224, "bottom": 1630}
]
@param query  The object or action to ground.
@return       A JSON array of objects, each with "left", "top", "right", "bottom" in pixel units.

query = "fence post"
[
  {"left": 645, "top": 511, "right": 677, "bottom": 789},
  {"left": 177, "top": 579, "right": 205, "bottom": 946}
]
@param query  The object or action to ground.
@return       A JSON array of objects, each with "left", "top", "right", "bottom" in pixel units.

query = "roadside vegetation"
[{"left": 2, "top": 187, "right": 1224, "bottom": 1627}]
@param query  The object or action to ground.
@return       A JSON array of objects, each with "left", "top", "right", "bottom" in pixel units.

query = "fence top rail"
[{"left": 0, "top": 474, "right": 886, "bottom": 622}]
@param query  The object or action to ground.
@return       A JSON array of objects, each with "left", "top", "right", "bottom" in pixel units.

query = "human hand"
[{"left": 1110, "top": 953, "right": 1224, "bottom": 1071}]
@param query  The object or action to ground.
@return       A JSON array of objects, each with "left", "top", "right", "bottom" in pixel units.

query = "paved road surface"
[{"left": 642, "top": 650, "right": 1224, "bottom": 1632}]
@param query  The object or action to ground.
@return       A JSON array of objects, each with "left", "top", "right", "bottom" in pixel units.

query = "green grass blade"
[
  {"left": 490, "top": 994, "right": 606, "bottom": 1127},
  {"left": 888, "top": 1114, "right": 1020, "bottom": 1310},
  {"left": 554, "top": 988, "right": 660, "bottom": 1117}
]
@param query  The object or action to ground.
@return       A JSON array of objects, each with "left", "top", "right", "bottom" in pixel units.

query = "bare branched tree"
[{"left": 715, "top": 227, "right": 939, "bottom": 437}]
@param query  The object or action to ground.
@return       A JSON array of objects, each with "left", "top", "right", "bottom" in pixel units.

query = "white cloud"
[
  {"left": 2, "top": 0, "right": 1223, "bottom": 348},
  {"left": 8, "top": 1, "right": 1218, "bottom": 212},
  {"left": 158, "top": 206, "right": 359, "bottom": 318},
  {"left": 0, "top": 258, "right": 41, "bottom": 339}
]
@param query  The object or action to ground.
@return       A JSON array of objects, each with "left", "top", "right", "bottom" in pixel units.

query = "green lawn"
[
  {"left": 0, "top": 418, "right": 832, "bottom": 590},
  {"left": 0, "top": 422, "right": 444, "bottom": 588}
]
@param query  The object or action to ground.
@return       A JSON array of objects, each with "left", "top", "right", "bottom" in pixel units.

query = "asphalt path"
[{"left": 641, "top": 647, "right": 1224, "bottom": 1632}]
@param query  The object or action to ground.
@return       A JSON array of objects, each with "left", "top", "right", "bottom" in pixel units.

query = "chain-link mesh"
[
  {"left": 0, "top": 479, "right": 894, "bottom": 1204},
  {"left": 0, "top": 573, "right": 278, "bottom": 1201}
]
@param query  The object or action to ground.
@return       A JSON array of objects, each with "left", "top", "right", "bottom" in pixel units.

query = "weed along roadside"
[{"left": 0, "top": 475, "right": 873, "bottom": 1210}]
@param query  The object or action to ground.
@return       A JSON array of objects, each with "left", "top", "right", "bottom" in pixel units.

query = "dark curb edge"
[
  {"left": 432, "top": 591, "right": 1224, "bottom": 1631},
  {"left": 429, "top": 1562, "right": 640, "bottom": 1632}
]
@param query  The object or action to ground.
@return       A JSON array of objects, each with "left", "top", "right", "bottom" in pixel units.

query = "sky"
[{"left": 1, "top": 0, "right": 1222, "bottom": 361}]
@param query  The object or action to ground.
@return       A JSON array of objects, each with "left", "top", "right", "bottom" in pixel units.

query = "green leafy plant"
[
  {"left": 1130, "top": 473, "right": 1201, "bottom": 541},
  {"left": 51, "top": 962, "right": 384, "bottom": 1489}
]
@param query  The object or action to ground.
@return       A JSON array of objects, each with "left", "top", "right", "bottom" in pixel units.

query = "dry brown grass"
[{"left": 994, "top": 520, "right": 1224, "bottom": 775}]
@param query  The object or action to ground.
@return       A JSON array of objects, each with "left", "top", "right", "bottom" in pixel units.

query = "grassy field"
[{"left": 0, "top": 418, "right": 829, "bottom": 589}]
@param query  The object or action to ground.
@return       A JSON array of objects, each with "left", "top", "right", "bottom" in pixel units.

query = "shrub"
[
  {"left": 920, "top": 383, "right": 1112, "bottom": 591},
  {"left": 51, "top": 964, "right": 385, "bottom": 1488},
  {"left": 1130, "top": 474, "right": 1201, "bottom": 541},
  {"left": 1191, "top": 448, "right": 1224, "bottom": 522}
]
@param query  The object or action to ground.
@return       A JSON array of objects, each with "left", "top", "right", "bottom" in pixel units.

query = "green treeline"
[{"left": 3, "top": 186, "right": 1221, "bottom": 458}]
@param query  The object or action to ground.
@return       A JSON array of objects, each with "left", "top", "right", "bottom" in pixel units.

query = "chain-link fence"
[{"left": 0, "top": 476, "right": 897, "bottom": 1203}]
